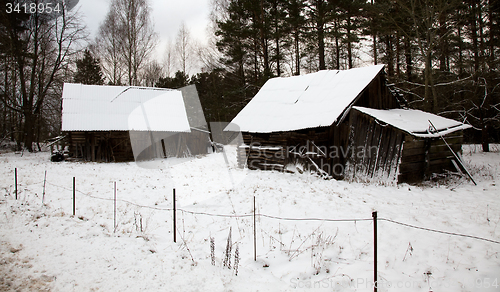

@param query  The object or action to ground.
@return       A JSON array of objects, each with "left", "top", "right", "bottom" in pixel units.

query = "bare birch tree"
[
  {"left": 94, "top": 4, "right": 125, "bottom": 85},
  {"left": 96, "top": 0, "right": 158, "bottom": 86},
  {"left": 116, "top": 0, "right": 158, "bottom": 85},
  {"left": 142, "top": 60, "right": 164, "bottom": 87},
  {"left": 0, "top": 1, "right": 87, "bottom": 151},
  {"left": 163, "top": 39, "right": 175, "bottom": 78},
  {"left": 175, "top": 22, "right": 193, "bottom": 75}
]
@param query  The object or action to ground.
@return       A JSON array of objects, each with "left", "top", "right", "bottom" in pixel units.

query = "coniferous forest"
[{"left": 1, "top": 0, "right": 499, "bottom": 151}]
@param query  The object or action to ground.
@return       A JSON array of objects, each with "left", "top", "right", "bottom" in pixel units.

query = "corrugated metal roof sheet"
[
  {"left": 353, "top": 106, "right": 472, "bottom": 138},
  {"left": 61, "top": 83, "right": 191, "bottom": 132},
  {"left": 225, "top": 65, "right": 385, "bottom": 133}
]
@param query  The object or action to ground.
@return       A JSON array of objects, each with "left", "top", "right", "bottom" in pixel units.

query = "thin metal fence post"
[
  {"left": 73, "top": 177, "right": 75, "bottom": 216},
  {"left": 373, "top": 211, "right": 378, "bottom": 292},
  {"left": 173, "top": 189, "right": 176, "bottom": 243},
  {"left": 42, "top": 170, "right": 47, "bottom": 204},
  {"left": 114, "top": 182, "right": 117, "bottom": 233},
  {"left": 15, "top": 168, "right": 17, "bottom": 200},
  {"left": 253, "top": 195, "right": 256, "bottom": 261}
]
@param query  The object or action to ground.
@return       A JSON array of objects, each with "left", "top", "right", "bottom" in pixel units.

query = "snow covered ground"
[{"left": 1, "top": 145, "right": 499, "bottom": 291}]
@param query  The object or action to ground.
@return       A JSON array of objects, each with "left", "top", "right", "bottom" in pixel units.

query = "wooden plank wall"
[
  {"left": 129, "top": 131, "right": 166, "bottom": 161},
  {"left": 327, "top": 119, "right": 351, "bottom": 178},
  {"left": 132, "top": 131, "right": 210, "bottom": 160},
  {"left": 345, "top": 109, "right": 465, "bottom": 184},
  {"left": 66, "top": 130, "right": 210, "bottom": 163},
  {"left": 398, "top": 136, "right": 426, "bottom": 182},
  {"left": 352, "top": 74, "right": 400, "bottom": 110},
  {"left": 345, "top": 109, "right": 405, "bottom": 182},
  {"left": 67, "top": 131, "right": 134, "bottom": 162},
  {"left": 398, "top": 131, "right": 463, "bottom": 183},
  {"left": 426, "top": 133, "right": 463, "bottom": 175}
]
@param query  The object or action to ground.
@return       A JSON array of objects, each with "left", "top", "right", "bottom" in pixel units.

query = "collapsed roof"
[{"left": 353, "top": 106, "right": 471, "bottom": 138}]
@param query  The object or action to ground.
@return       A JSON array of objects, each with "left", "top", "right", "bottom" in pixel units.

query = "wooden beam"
[{"left": 91, "top": 133, "right": 96, "bottom": 162}]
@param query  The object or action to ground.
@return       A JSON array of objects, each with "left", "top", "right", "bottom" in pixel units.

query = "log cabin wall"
[
  {"left": 239, "top": 122, "right": 351, "bottom": 178},
  {"left": 239, "top": 129, "right": 330, "bottom": 174}
]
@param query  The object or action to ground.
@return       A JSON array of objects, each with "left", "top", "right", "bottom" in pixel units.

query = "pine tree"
[
  {"left": 338, "top": 0, "right": 367, "bottom": 69},
  {"left": 284, "top": 0, "right": 306, "bottom": 75},
  {"left": 156, "top": 71, "right": 190, "bottom": 89},
  {"left": 74, "top": 50, "right": 105, "bottom": 85},
  {"left": 216, "top": 0, "right": 251, "bottom": 86}
]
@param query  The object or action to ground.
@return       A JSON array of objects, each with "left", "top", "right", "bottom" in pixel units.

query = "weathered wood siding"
[
  {"left": 67, "top": 130, "right": 210, "bottom": 162},
  {"left": 67, "top": 131, "right": 134, "bottom": 162},
  {"left": 240, "top": 129, "right": 330, "bottom": 173},
  {"left": 352, "top": 74, "right": 400, "bottom": 110},
  {"left": 344, "top": 109, "right": 405, "bottom": 182},
  {"left": 398, "top": 132, "right": 463, "bottom": 183},
  {"left": 346, "top": 108, "right": 465, "bottom": 184}
]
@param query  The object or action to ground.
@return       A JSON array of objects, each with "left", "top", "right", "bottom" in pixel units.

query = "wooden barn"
[
  {"left": 61, "top": 83, "right": 210, "bottom": 162},
  {"left": 225, "top": 65, "right": 471, "bottom": 183}
]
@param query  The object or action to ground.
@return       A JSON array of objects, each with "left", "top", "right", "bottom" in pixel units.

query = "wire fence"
[
  {"left": 4, "top": 167, "right": 500, "bottom": 291},
  {"left": 7, "top": 167, "right": 500, "bottom": 245}
]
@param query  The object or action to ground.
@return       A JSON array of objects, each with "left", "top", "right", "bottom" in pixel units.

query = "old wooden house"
[
  {"left": 226, "top": 65, "right": 471, "bottom": 183},
  {"left": 61, "top": 83, "right": 210, "bottom": 162}
]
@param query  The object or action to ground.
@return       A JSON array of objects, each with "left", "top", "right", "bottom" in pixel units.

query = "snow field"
[{"left": 1, "top": 145, "right": 499, "bottom": 291}]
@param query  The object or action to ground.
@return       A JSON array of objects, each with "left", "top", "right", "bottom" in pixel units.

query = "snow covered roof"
[
  {"left": 353, "top": 106, "right": 472, "bottom": 138},
  {"left": 225, "top": 65, "right": 385, "bottom": 133},
  {"left": 62, "top": 83, "right": 191, "bottom": 132}
]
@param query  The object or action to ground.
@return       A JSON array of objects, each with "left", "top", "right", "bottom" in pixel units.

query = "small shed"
[
  {"left": 226, "top": 65, "right": 471, "bottom": 183},
  {"left": 61, "top": 83, "right": 210, "bottom": 162},
  {"left": 345, "top": 107, "right": 471, "bottom": 183}
]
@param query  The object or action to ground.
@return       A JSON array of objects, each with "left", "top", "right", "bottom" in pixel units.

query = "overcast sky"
[{"left": 76, "top": 0, "right": 211, "bottom": 67}]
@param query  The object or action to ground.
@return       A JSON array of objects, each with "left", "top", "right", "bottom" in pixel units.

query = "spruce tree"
[{"left": 74, "top": 49, "right": 105, "bottom": 85}]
